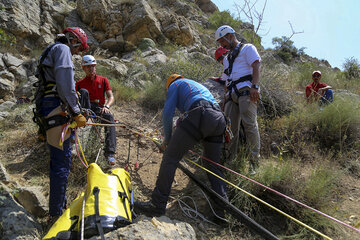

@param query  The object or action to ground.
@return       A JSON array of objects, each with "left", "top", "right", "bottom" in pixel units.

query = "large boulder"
[
  {"left": 77, "top": 0, "right": 162, "bottom": 51},
  {"left": 195, "top": 0, "right": 218, "bottom": 13},
  {"left": 0, "top": 163, "right": 10, "bottom": 181},
  {"left": 14, "top": 187, "right": 48, "bottom": 218},
  {"left": 94, "top": 215, "right": 196, "bottom": 240},
  {"left": 0, "top": 78, "right": 15, "bottom": 100},
  {"left": 141, "top": 48, "right": 168, "bottom": 65},
  {"left": 0, "top": 0, "right": 73, "bottom": 49},
  {"left": 123, "top": 0, "right": 162, "bottom": 46},
  {"left": 0, "top": 186, "right": 42, "bottom": 240},
  {"left": 159, "top": 13, "right": 196, "bottom": 46}
]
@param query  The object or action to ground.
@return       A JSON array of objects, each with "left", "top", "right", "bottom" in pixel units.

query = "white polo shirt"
[{"left": 221, "top": 43, "right": 261, "bottom": 91}]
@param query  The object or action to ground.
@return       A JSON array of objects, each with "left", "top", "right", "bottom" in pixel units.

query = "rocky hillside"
[{"left": 1, "top": 0, "right": 359, "bottom": 240}]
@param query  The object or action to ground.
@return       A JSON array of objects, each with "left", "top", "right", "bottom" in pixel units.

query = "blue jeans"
[
  {"left": 320, "top": 89, "right": 334, "bottom": 105},
  {"left": 41, "top": 97, "right": 72, "bottom": 216}
]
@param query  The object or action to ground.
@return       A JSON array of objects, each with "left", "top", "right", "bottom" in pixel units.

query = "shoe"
[
  {"left": 134, "top": 201, "right": 165, "bottom": 217},
  {"left": 107, "top": 155, "right": 116, "bottom": 165},
  {"left": 46, "top": 215, "right": 60, "bottom": 232},
  {"left": 248, "top": 158, "right": 259, "bottom": 176}
]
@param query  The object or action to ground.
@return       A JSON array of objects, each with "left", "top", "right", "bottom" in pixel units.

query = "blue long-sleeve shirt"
[{"left": 162, "top": 78, "right": 219, "bottom": 143}]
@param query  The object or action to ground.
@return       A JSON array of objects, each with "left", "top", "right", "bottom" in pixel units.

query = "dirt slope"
[{"left": 1, "top": 102, "right": 359, "bottom": 239}]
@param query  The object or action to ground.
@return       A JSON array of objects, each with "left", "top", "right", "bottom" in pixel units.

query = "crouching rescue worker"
[
  {"left": 134, "top": 74, "right": 228, "bottom": 221},
  {"left": 37, "top": 27, "right": 88, "bottom": 224},
  {"left": 76, "top": 55, "right": 117, "bottom": 165}
]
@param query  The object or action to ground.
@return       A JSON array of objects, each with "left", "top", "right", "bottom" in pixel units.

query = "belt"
[
  {"left": 190, "top": 99, "right": 221, "bottom": 111},
  {"left": 236, "top": 90, "right": 250, "bottom": 96}
]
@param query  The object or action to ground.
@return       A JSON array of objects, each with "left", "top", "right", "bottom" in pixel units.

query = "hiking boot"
[
  {"left": 134, "top": 201, "right": 165, "bottom": 217},
  {"left": 248, "top": 158, "right": 259, "bottom": 176},
  {"left": 46, "top": 215, "right": 60, "bottom": 232}
]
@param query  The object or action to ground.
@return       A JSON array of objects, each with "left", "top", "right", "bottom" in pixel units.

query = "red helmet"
[
  {"left": 63, "top": 27, "right": 89, "bottom": 52},
  {"left": 215, "top": 46, "right": 229, "bottom": 62}
]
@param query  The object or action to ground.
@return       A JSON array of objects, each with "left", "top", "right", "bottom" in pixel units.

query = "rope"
[
  {"left": 74, "top": 128, "right": 89, "bottom": 168},
  {"left": 78, "top": 121, "right": 358, "bottom": 237},
  {"left": 189, "top": 150, "right": 360, "bottom": 234},
  {"left": 169, "top": 189, "right": 228, "bottom": 226},
  {"left": 183, "top": 157, "right": 333, "bottom": 240}
]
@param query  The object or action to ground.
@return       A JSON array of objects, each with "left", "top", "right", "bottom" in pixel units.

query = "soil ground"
[{"left": 0, "top": 102, "right": 359, "bottom": 239}]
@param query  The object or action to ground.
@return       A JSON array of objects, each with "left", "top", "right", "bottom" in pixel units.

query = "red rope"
[{"left": 188, "top": 150, "right": 360, "bottom": 234}]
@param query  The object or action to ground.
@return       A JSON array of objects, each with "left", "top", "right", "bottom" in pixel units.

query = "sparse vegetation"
[
  {"left": 343, "top": 57, "right": 360, "bottom": 80},
  {"left": 272, "top": 36, "right": 305, "bottom": 64},
  {"left": 1, "top": 1, "right": 359, "bottom": 240},
  {"left": 209, "top": 10, "right": 242, "bottom": 30}
]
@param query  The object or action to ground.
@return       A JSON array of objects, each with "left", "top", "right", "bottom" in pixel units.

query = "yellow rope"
[
  {"left": 184, "top": 157, "right": 333, "bottom": 240},
  {"left": 85, "top": 122, "right": 333, "bottom": 239},
  {"left": 75, "top": 128, "right": 88, "bottom": 167}
]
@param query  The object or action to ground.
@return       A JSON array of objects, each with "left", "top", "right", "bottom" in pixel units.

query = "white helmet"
[
  {"left": 82, "top": 55, "right": 96, "bottom": 66},
  {"left": 215, "top": 25, "right": 235, "bottom": 41}
]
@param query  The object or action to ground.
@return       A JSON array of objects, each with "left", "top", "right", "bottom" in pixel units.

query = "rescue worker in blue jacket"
[
  {"left": 134, "top": 74, "right": 228, "bottom": 219},
  {"left": 39, "top": 27, "right": 88, "bottom": 223}
]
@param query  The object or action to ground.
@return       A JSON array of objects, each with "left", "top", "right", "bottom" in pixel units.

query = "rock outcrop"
[{"left": 0, "top": 185, "right": 42, "bottom": 240}]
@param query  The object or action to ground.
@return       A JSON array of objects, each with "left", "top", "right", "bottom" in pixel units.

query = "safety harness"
[
  {"left": 32, "top": 43, "right": 70, "bottom": 138},
  {"left": 177, "top": 100, "right": 226, "bottom": 143},
  {"left": 224, "top": 42, "right": 253, "bottom": 101}
]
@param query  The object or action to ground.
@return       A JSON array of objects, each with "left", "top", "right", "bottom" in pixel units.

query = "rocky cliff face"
[
  {"left": 0, "top": 1, "right": 218, "bottom": 239},
  {"left": 0, "top": 0, "right": 217, "bottom": 52},
  {"left": 0, "top": 0, "right": 219, "bottom": 101}
]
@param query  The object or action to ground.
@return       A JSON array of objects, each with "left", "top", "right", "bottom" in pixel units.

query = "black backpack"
[{"left": 32, "top": 43, "right": 69, "bottom": 141}]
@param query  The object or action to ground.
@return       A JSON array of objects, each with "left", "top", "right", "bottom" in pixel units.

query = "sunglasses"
[{"left": 312, "top": 74, "right": 321, "bottom": 77}]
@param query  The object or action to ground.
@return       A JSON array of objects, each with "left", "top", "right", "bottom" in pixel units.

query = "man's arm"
[
  {"left": 250, "top": 60, "right": 261, "bottom": 102},
  {"left": 319, "top": 85, "right": 332, "bottom": 92},
  {"left": 101, "top": 89, "right": 114, "bottom": 114}
]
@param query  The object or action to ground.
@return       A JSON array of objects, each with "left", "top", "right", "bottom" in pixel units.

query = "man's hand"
[
  {"left": 208, "top": 77, "right": 219, "bottom": 82},
  {"left": 74, "top": 114, "right": 87, "bottom": 127},
  {"left": 250, "top": 88, "right": 260, "bottom": 102},
  {"left": 100, "top": 106, "right": 111, "bottom": 114}
]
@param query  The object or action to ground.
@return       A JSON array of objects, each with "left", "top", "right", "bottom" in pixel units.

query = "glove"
[{"left": 74, "top": 114, "right": 87, "bottom": 127}]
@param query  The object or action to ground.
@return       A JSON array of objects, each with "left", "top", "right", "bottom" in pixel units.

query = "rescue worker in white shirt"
[{"left": 215, "top": 25, "right": 261, "bottom": 175}]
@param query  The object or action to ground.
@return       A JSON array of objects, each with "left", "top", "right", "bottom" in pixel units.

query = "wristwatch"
[
  {"left": 104, "top": 105, "right": 110, "bottom": 109},
  {"left": 252, "top": 84, "right": 260, "bottom": 90}
]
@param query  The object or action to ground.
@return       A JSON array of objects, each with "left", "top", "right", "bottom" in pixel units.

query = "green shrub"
[
  {"left": 209, "top": 10, "right": 242, "bottom": 30},
  {"left": 275, "top": 97, "right": 360, "bottom": 154},
  {"left": 343, "top": 57, "right": 360, "bottom": 80},
  {"left": 139, "top": 76, "right": 166, "bottom": 110},
  {"left": 110, "top": 79, "right": 139, "bottom": 102},
  {"left": 227, "top": 158, "right": 342, "bottom": 238},
  {"left": 300, "top": 167, "right": 338, "bottom": 206},
  {"left": 272, "top": 36, "right": 305, "bottom": 65},
  {"left": 309, "top": 98, "right": 360, "bottom": 152},
  {"left": 0, "top": 28, "right": 16, "bottom": 47},
  {"left": 138, "top": 54, "right": 221, "bottom": 110},
  {"left": 241, "top": 29, "right": 262, "bottom": 49}
]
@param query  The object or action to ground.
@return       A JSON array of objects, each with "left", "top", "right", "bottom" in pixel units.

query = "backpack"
[
  {"left": 43, "top": 163, "right": 133, "bottom": 240},
  {"left": 32, "top": 43, "right": 70, "bottom": 141}
]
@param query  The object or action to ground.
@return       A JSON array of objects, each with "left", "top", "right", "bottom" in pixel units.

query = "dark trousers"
[
  {"left": 78, "top": 88, "right": 116, "bottom": 156},
  {"left": 49, "top": 138, "right": 72, "bottom": 216},
  {"left": 40, "top": 96, "right": 72, "bottom": 216},
  {"left": 151, "top": 101, "right": 228, "bottom": 210}
]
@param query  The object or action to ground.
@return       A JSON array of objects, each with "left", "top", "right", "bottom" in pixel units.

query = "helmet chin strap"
[
  {"left": 65, "top": 32, "right": 81, "bottom": 49},
  {"left": 223, "top": 35, "right": 236, "bottom": 49}
]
